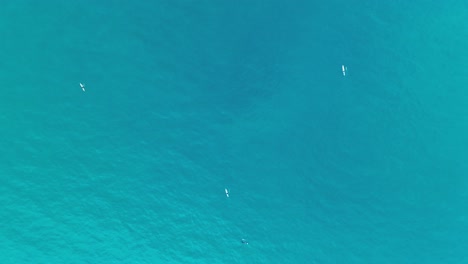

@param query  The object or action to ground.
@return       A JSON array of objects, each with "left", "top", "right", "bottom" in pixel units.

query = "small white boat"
[
  {"left": 80, "top": 83, "right": 85, "bottom": 92},
  {"left": 342, "top": 65, "right": 347, "bottom": 76},
  {"left": 225, "top": 188, "right": 229, "bottom": 198}
]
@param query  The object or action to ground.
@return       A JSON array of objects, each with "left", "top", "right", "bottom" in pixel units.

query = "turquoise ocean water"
[{"left": 0, "top": 1, "right": 467, "bottom": 263}]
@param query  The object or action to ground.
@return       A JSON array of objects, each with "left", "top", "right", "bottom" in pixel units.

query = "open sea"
[{"left": 0, "top": 1, "right": 467, "bottom": 263}]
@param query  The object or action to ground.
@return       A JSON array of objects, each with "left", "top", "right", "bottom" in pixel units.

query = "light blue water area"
[{"left": 0, "top": 0, "right": 467, "bottom": 263}]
